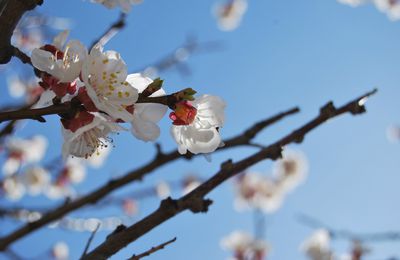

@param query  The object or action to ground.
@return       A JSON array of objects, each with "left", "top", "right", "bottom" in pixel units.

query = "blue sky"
[{"left": 1, "top": 0, "right": 400, "bottom": 259}]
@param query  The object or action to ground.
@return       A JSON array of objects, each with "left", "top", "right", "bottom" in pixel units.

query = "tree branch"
[
  {"left": 128, "top": 237, "right": 176, "bottom": 260},
  {"left": 82, "top": 89, "right": 377, "bottom": 259},
  {"left": 0, "top": 0, "right": 43, "bottom": 64},
  {"left": 81, "top": 223, "right": 101, "bottom": 258},
  {"left": 0, "top": 106, "right": 299, "bottom": 250}
]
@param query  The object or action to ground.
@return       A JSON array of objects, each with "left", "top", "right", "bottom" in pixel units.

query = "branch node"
[
  {"left": 160, "top": 197, "right": 179, "bottom": 212},
  {"left": 221, "top": 159, "right": 233, "bottom": 171},
  {"left": 187, "top": 198, "right": 213, "bottom": 213},
  {"left": 106, "top": 224, "right": 127, "bottom": 240},
  {"left": 320, "top": 101, "right": 337, "bottom": 117}
]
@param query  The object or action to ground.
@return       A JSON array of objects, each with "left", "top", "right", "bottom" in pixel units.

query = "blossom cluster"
[
  {"left": 338, "top": 0, "right": 400, "bottom": 20},
  {"left": 214, "top": 0, "right": 248, "bottom": 31},
  {"left": 29, "top": 30, "right": 225, "bottom": 160},
  {"left": 234, "top": 150, "right": 308, "bottom": 213},
  {"left": 0, "top": 135, "right": 110, "bottom": 201}
]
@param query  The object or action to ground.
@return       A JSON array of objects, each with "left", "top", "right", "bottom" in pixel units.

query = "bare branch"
[
  {"left": 0, "top": 106, "right": 298, "bottom": 250},
  {"left": 12, "top": 46, "right": 32, "bottom": 65},
  {"left": 81, "top": 223, "right": 101, "bottom": 258},
  {"left": 128, "top": 237, "right": 177, "bottom": 260},
  {"left": 82, "top": 89, "right": 377, "bottom": 259},
  {"left": 0, "top": 0, "right": 43, "bottom": 64}
]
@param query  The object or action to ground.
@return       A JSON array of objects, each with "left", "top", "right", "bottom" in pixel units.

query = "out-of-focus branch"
[
  {"left": 82, "top": 89, "right": 377, "bottom": 259},
  {"left": 0, "top": 0, "right": 43, "bottom": 64},
  {"left": 299, "top": 214, "right": 400, "bottom": 242},
  {"left": 12, "top": 46, "right": 32, "bottom": 65},
  {"left": 81, "top": 223, "right": 101, "bottom": 258},
  {"left": 0, "top": 106, "right": 299, "bottom": 250},
  {"left": 137, "top": 37, "right": 223, "bottom": 77},
  {"left": 128, "top": 237, "right": 177, "bottom": 260},
  {"left": 90, "top": 13, "right": 126, "bottom": 50}
]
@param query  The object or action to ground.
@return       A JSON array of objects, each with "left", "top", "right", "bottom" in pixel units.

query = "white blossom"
[
  {"left": 301, "top": 229, "right": 333, "bottom": 260},
  {"left": 126, "top": 73, "right": 167, "bottom": 141},
  {"left": 221, "top": 231, "right": 270, "bottom": 260},
  {"left": 31, "top": 30, "right": 87, "bottom": 82},
  {"left": 337, "top": 0, "right": 368, "bottom": 7},
  {"left": 62, "top": 113, "right": 124, "bottom": 159},
  {"left": 155, "top": 181, "right": 171, "bottom": 199},
  {"left": 171, "top": 95, "right": 225, "bottom": 155},
  {"left": 82, "top": 44, "right": 139, "bottom": 122}
]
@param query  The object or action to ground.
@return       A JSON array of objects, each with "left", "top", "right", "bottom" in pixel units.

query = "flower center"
[{"left": 169, "top": 101, "right": 197, "bottom": 125}]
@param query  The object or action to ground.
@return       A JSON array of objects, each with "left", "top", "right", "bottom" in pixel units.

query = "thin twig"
[
  {"left": 298, "top": 214, "right": 400, "bottom": 242},
  {"left": 0, "top": 106, "right": 299, "bottom": 250},
  {"left": 12, "top": 46, "right": 32, "bottom": 65},
  {"left": 129, "top": 237, "right": 177, "bottom": 260},
  {"left": 82, "top": 89, "right": 377, "bottom": 260},
  {"left": 90, "top": 13, "right": 126, "bottom": 50},
  {"left": 81, "top": 223, "right": 101, "bottom": 259}
]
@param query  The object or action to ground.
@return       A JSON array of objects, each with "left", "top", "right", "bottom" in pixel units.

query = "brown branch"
[
  {"left": 0, "top": 0, "right": 43, "bottom": 64},
  {"left": 0, "top": 106, "right": 299, "bottom": 250},
  {"left": 81, "top": 223, "right": 101, "bottom": 258},
  {"left": 90, "top": 13, "right": 126, "bottom": 50},
  {"left": 0, "top": 88, "right": 195, "bottom": 123},
  {"left": 12, "top": 46, "right": 32, "bottom": 65},
  {"left": 82, "top": 89, "right": 377, "bottom": 260},
  {"left": 128, "top": 237, "right": 177, "bottom": 260}
]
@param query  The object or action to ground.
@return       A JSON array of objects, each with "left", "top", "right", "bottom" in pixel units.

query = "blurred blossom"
[
  {"left": 91, "top": 0, "right": 143, "bottom": 13},
  {"left": 2, "top": 176, "right": 25, "bottom": 200},
  {"left": 7, "top": 75, "right": 43, "bottom": 102},
  {"left": 122, "top": 199, "right": 139, "bottom": 216},
  {"left": 182, "top": 175, "right": 201, "bottom": 195},
  {"left": 338, "top": 0, "right": 400, "bottom": 20},
  {"left": 337, "top": 0, "right": 367, "bottom": 7},
  {"left": 52, "top": 241, "right": 69, "bottom": 260},
  {"left": 23, "top": 166, "right": 51, "bottom": 195},
  {"left": 58, "top": 158, "right": 86, "bottom": 185},
  {"left": 386, "top": 125, "right": 400, "bottom": 142},
  {"left": 45, "top": 183, "right": 75, "bottom": 200},
  {"left": 300, "top": 229, "right": 333, "bottom": 260},
  {"left": 12, "top": 27, "right": 44, "bottom": 52},
  {"left": 234, "top": 172, "right": 284, "bottom": 214},
  {"left": 374, "top": 0, "right": 400, "bottom": 20},
  {"left": 214, "top": 0, "right": 248, "bottom": 31},
  {"left": 273, "top": 149, "right": 308, "bottom": 193},
  {"left": 350, "top": 240, "right": 370, "bottom": 260},
  {"left": 221, "top": 231, "right": 270, "bottom": 260},
  {"left": 3, "top": 135, "right": 48, "bottom": 176},
  {"left": 156, "top": 181, "right": 171, "bottom": 199}
]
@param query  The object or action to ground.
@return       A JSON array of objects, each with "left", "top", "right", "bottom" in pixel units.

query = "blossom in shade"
[
  {"left": 301, "top": 229, "right": 333, "bottom": 260},
  {"left": 2, "top": 177, "right": 25, "bottom": 200},
  {"left": 6, "top": 75, "right": 43, "bottom": 103},
  {"left": 23, "top": 166, "right": 51, "bottom": 195},
  {"left": 81, "top": 44, "right": 139, "bottom": 122},
  {"left": 156, "top": 181, "right": 171, "bottom": 199},
  {"left": 214, "top": 0, "right": 248, "bottom": 31},
  {"left": 3, "top": 135, "right": 48, "bottom": 176},
  {"left": 170, "top": 95, "right": 225, "bottom": 154},
  {"left": 62, "top": 113, "right": 124, "bottom": 159},
  {"left": 91, "top": 0, "right": 143, "bottom": 13},
  {"left": 126, "top": 73, "right": 167, "bottom": 141},
  {"left": 31, "top": 30, "right": 87, "bottom": 83},
  {"left": 122, "top": 199, "right": 139, "bottom": 216}
]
